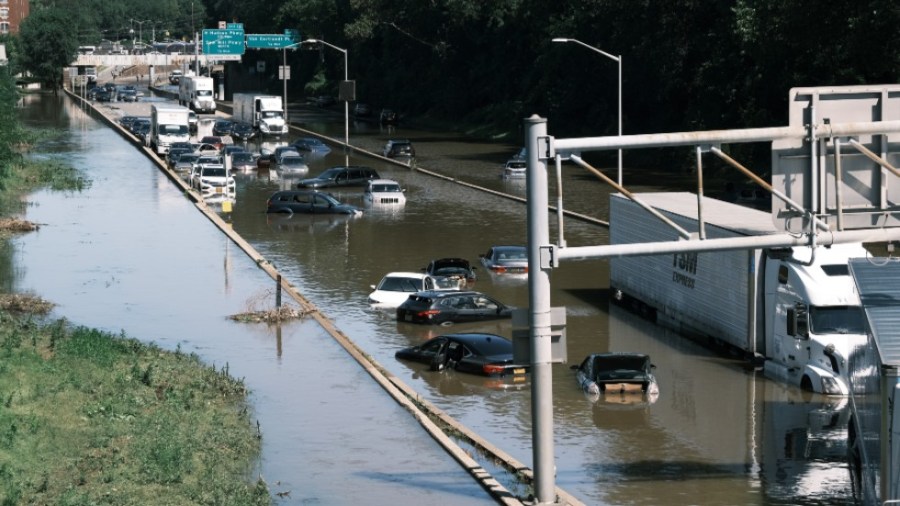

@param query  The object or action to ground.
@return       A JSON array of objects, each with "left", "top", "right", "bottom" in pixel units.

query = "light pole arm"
[{"left": 552, "top": 37, "right": 619, "bottom": 63}]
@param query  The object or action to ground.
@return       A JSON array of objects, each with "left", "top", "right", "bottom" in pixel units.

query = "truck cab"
[{"left": 763, "top": 243, "right": 869, "bottom": 395}]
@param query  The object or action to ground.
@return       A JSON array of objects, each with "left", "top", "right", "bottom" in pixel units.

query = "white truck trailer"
[
  {"left": 609, "top": 192, "right": 869, "bottom": 395},
  {"left": 232, "top": 93, "right": 287, "bottom": 137},
  {"left": 149, "top": 104, "right": 191, "bottom": 155},
  {"left": 845, "top": 257, "right": 900, "bottom": 505},
  {"left": 178, "top": 75, "right": 216, "bottom": 114}
]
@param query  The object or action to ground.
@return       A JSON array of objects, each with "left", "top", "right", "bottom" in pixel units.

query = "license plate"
[
  {"left": 404, "top": 314, "right": 412, "bottom": 322},
  {"left": 216, "top": 188, "right": 223, "bottom": 193}
]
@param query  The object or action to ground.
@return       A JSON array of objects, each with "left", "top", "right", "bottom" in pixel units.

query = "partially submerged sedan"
[
  {"left": 395, "top": 333, "right": 529, "bottom": 378},
  {"left": 573, "top": 352, "right": 659, "bottom": 404},
  {"left": 479, "top": 245, "right": 528, "bottom": 274},
  {"left": 396, "top": 290, "right": 513, "bottom": 325},
  {"left": 368, "top": 272, "right": 458, "bottom": 308}
]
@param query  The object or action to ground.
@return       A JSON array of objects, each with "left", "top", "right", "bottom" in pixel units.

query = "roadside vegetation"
[{"left": 0, "top": 69, "right": 271, "bottom": 503}]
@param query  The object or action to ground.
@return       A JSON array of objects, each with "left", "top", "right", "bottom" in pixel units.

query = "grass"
[
  {"left": 0, "top": 313, "right": 270, "bottom": 505},
  {"left": 0, "top": 95, "right": 271, "bottom": 504}
]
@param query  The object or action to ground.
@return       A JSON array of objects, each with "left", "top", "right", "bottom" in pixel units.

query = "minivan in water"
[{"left": 296, "top": 166, "right": 380, "bottom": 189}]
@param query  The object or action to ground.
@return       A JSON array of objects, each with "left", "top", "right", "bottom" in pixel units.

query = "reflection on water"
[{"left": 10, "top": 91, "right": 856, "bottom": 505}]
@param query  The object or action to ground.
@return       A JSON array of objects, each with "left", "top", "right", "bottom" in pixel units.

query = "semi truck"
[
  {"left": 232, "top": 93, "right": 287, "bottom": 137},
  {"left": 609, "top": 192, "right": 869, "bottom": 396},
  {"left": 149, "top": 104, "right": 191, "bottom": 155},
  {"left": 178, "top": 75, "right": 216, "bottom": 114},
  {"left": 845, "top": 257, "right": 900, "bottom": 505}
]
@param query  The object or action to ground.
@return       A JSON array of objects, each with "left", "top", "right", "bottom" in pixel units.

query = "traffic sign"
[
  {"left": 202, "top": 29, "right": 245, "bottom": 55},
  {"left": 246, "top": 34, "right": 296, "bottom": 49}
]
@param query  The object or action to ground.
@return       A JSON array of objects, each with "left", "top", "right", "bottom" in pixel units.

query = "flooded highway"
[{"left": 9, "top": 90, "right": 856, "bottom": 505}]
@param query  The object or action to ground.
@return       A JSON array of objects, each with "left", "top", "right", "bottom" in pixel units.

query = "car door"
[{"left": 311, "top": 193, "right": 333, "bottom": 214}]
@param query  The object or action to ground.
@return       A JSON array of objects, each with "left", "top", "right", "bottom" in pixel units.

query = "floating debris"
[
  {"left": 228, "top": 305, "right": 312, "bottom": 323},
  {"left": 0, "top": 293, "right": 54, "bottom": 314}
]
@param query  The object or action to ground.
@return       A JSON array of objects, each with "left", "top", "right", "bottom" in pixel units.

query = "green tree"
[{"left": 18, "top": 7, "right": 80, "bottom": 90}]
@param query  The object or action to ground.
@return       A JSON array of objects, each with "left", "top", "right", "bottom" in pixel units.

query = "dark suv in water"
[
  {"left": 296, "top": 166, "right": 380, "bottom": 189},
  {"left": 383, "top": 139, "right": 415, "bottom": 159}
]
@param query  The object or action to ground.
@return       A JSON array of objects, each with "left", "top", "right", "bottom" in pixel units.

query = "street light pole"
[
  {"left": 552, "top": 38, "right": 623, "bottom": 185},
  {"left": 304, "top": 38, "right": 349, "bottom": 164}
]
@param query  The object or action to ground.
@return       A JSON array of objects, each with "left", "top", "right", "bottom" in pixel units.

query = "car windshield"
[
  {"left": 377, "top": 277, "right": 423, "bottom": 292},
  {"left": 465, "top": 336, "right": 512, "bottom": 356},
  {"left": 232, "top": 153, "right": 253, "bottom": 162},
  {"left": 371, "top": 184, "right": 401, "bottom": 193},
  {"left": 809, "top": 306, "right": 865, "bottom": 334},
  {"left": 281, "top": 156, "right": 304, "bottom": 164},
  {"left": 315, "top": 168, "right": 342, "bottom": 180},
  {"left": 202, "top": 168, "right": 227, "bottom": 178}
]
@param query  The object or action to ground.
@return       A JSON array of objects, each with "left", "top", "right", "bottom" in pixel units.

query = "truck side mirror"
[{"left": 787, "top": 303, "right": 810, "bottom": 339}]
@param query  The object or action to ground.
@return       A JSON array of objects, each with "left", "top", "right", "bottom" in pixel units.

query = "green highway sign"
[
  {"left": 246, "top": 34, "right": 296, "bottom": 49},
  {"left": 202, "top": 29, "right": 245, "bottom": 55}
]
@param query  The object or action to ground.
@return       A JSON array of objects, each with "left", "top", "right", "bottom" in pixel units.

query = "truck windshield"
[
  {"left": 196, "top": 90, "right": 212, "bottom": 97},
  {"left": 261, "top": 111, "right": 283, "bottom": 119},
  {"left": 809, "top": 306, "right": 865, "bottom": 335}
]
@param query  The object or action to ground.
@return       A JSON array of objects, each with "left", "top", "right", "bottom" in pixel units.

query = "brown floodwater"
[{"left": 8, "top": 90, "right": 856, "bottom": 505}]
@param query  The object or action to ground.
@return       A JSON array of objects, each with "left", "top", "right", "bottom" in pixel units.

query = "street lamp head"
[{"left": 552, "top": 38, "right": 570, "bottom": 43}]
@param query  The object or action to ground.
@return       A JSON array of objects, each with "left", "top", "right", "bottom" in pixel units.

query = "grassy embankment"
[{"left": 0, "top": 85, "right": 271, "bottom": 504}]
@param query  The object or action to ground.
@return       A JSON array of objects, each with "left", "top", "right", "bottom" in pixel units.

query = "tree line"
[{"left": 8, "top": 1, "right": 900, "bottom": 167}]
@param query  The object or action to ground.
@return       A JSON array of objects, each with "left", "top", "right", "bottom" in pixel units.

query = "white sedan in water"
[{"left": 368, "top": 272, "right": 458, "bottom": 308}]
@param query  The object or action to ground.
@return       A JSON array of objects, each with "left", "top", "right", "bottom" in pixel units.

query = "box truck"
[
  {"left": 178, "top": 75, "right": 216, "bottom": 114},
  {"left": 232, "top": 93, "right": 287, "bottom": 137},
  {"left": 845, "top": 257, "right": 900, "bottom": 505},
  {"left": 609, "top": 192, "right": 869, "bottom": 396},
  {"left": 149, "top": 104, "right": 191, "bottom": 155}
]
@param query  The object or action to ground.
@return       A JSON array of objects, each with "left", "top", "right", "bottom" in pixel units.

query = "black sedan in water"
[
  {"left": 395, "top": 333, "right": 529, "bottom": 378},
  {"left": 396, "top": 290, "right": 513, "bottom": 325}
]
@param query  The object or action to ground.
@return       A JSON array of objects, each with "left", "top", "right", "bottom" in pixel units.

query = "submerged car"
[
  {"left": 231, "top": 122, "right": 255, "bottom": 141},
  {"left": 573, "top": 353, "right": 659, "bottom": 403},
  {"left": 296, "top": 166, "right": 380, "bottom": 189},
  {"left": 396, "top": 290, "right": 513, "bottom": 325},
  {"left": 501, "top": 159, "right": 526, "bottom": 179},
  {"left": 291, "top": 137, "right": 331, "bottom": 154},
  {"left": 423, "top": 258, "right": 477, "bottom": 288},
  {"left": 383, "top": 139, "right": 415, "bottom": 159},
  {"left": 479, "top": 245, "right": 528, "bottom": 274},
  {"left": 274, "top": 154, "right": 309, "bottom": 175},
  {"left": 364, "top": 179, "right": 406, "bottom": 205},
  {"left": 395, "top": 333, "right": 529, "bottom": 378},
  {"left": 266, "top": 190, "right": 361, "bottom": 215},
  {"left": 230, "top": 151, "right": 257, "bottom": 172},
  {"left": 368, "top": 272, "right": 459, "bottom": 308}
]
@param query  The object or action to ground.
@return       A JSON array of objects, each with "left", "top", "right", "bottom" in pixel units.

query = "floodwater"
[{"left": 9, "top": 90, "right": 856, "bottom": 505}]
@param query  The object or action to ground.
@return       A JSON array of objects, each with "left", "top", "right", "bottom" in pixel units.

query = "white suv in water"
[{"left": 192, "top": 163, "right": 235, "bottom": 196}]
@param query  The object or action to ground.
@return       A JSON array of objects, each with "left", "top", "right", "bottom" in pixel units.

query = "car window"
[
  {"left": 419, "top": 338, "right": 446, "bottom": 357},
  {"left": 474, "top": 295, "right": 498, "bottom": 310},
  {"left": 423, "top": 278, "right": 435, "bottom": 291},
  {"left": 312, "top": 194, "right": 333, "bottom": 209},
  {"left": 291, "top": 193, "right": 312, "bottom": 205}
]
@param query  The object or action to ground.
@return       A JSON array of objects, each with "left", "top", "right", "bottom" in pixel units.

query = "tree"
[{"left": 18, "top": 7, "right": 80, "bottom": 90}]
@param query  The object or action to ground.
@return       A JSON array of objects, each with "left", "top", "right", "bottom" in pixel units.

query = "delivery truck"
[
  {"left": 149, "top": 104, "right": 191, "bottom": 155},
  {"left": 178, "top": 75, "right": 216, "bottom": 114},
  {"left": 232, "top": 93, "right": 287, "bottom": 137},
  {"left": 609, "top": 192, "right": 869, "bottom": 396},
  {"left": 845, "top": 257, "right": 900, "bottom": 505}
]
